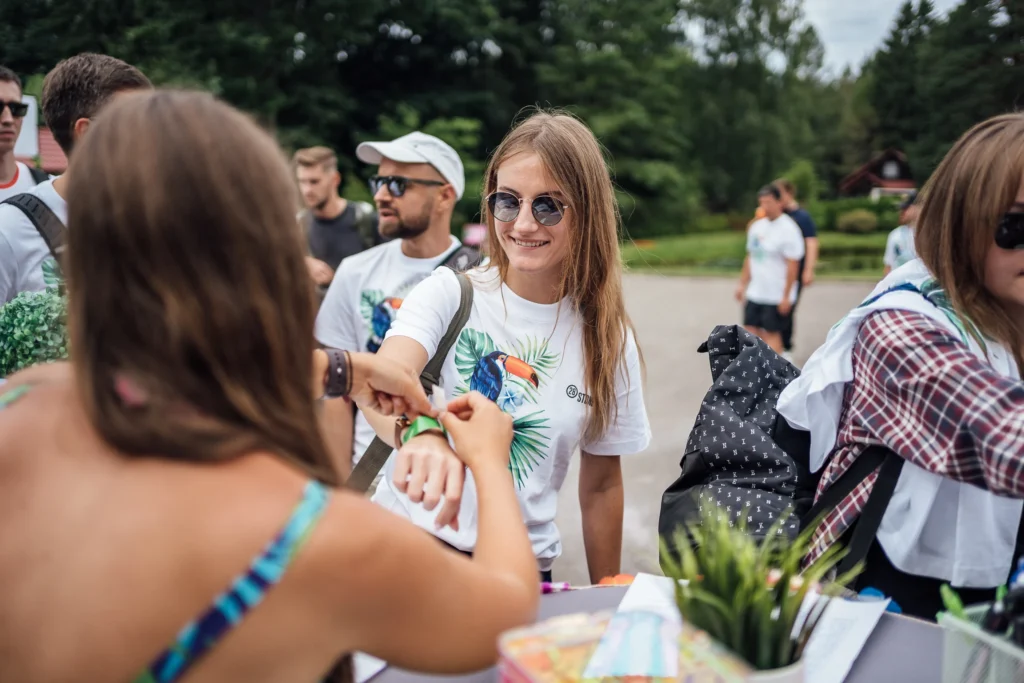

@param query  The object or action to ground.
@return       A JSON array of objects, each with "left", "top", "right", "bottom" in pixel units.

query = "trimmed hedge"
[
  {"left": 836, "top": 209, "right": 879, "bottom": 234},
  {"left": 807, "top": 197, "right": 901, "bottom": 233}
]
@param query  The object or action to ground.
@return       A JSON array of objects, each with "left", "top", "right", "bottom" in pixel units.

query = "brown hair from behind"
[
  {"left": 42, "top": 53, "right": 151, "bottom": 156},
  {"left": 293, "top": 146, "right": 338, "bottom": 174},
  {"left": 915, "top": 112, "right": 1024, "bottom": 370},
  {"left": 63, "top": 89, "right": 337, "bottom": 486},
  {"left": 481, "top": 110, "right": 642, "bottom": 443}
]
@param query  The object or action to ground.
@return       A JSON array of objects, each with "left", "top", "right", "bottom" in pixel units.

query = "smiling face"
[
  {"left": 493, "top": 152, "right": 571, "bottom": 283},
  {"left": 983, "top": 177, "right": 1024, "bottom": 314}
]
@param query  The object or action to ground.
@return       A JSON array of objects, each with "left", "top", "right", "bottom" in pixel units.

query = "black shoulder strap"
[
  {"left": 27, "top": 166, "right": 49, "bottom": 185},
  {"left": 3, "top": 193, "right": 67, "bottom": 265},
  {"left": 802, "top": 445, "right": 904, "bottom": 575},
  {"left": 345, "top": 272, "right": 475, "bottom": 493},
  {"left": 438, "top": 244, "right": 482, "bottom": 273}
]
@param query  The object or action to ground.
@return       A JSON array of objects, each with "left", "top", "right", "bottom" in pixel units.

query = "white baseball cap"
[{"left": 356, "top": 131, "right": 465, "bottom": 200}]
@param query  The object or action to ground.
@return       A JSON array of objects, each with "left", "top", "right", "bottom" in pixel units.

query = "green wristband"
[{"left": 401, "top": 415, "right": 445, "bottom": 445}]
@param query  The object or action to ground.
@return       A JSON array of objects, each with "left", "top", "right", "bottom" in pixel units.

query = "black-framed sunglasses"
[
  {"left": 0, "top": 100, "right": 28, "bottom": 118},
  {"left": 486, "top": 191, "right": 569, "bottom": 227},
  {"left": 369, "top": 175, "right": 445, "bottom": 198},
  {"left": 996, "top": 212, "right": 1024, "bottom": 250}
]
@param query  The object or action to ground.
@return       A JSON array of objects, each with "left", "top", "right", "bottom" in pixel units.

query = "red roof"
[
  {"left": 15, "top": 127, "right": 68, "bottom": 174},
  {"left": 839, "top": 148, "right": 912, "bottom": 194}
]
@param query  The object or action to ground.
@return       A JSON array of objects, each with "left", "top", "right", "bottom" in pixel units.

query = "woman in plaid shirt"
[{"left": 779, "top": 113, "right": 1024, "bottom": 619}]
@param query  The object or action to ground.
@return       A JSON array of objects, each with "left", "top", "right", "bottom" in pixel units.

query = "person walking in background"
[
  {"left": 314, "top": 132, "right": 480, "bottom": 478},
  {"left": 0, "top": 53, "right": 150, "bottom": 304},
  {"left": 883, "top": 191, "right": 920, "bottom": 276},
  {"left": 294, "top": 146, "right": 381, "bottom": 293},
  {"left": 0, "top": 67, "right": 49, "bottom": 202},
  {"left": 736, "top": 185, "right": 805, "bottom": 355},
  {"left": 775, "top": 178, "right": 819, "bottom": 361},
  {"left": 0, "top": 90, "right": 539, "bottom": 683}
]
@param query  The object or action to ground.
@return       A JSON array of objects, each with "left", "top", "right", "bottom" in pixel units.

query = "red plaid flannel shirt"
[{"left": 806, "top": 308, "right": 1024, "bottom": 565}]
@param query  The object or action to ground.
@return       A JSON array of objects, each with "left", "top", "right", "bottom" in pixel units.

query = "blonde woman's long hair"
[
  {"left": 482, "top": 110, "right": 642, "bottom": 443},
  {"left": 916, "top": 112, "right": 1024, "bottom": 370}
]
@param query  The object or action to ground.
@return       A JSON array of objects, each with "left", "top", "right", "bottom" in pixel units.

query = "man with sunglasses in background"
[
  {"left": 0, "top": 54, "right": 150, "bottom": 305},
  {"left": 0, "top": 67, "right": 49, "bottom": 202},
  {"left": 314, "top": 131, "right": 480, "bottom": 479}
]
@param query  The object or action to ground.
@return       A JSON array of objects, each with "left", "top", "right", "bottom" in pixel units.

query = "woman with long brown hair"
[
  {"left": 779, "top": 112, "right": 1024, "bottom": 619},
  {"left": 363, "top": 110, "right": 651, "bottom": 582},
  {"left": 0, "top": 90, "right": 538, "bottom": 682}
]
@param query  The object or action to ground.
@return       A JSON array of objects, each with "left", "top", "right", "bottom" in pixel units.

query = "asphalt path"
[{"left": 551, "top": 273, "right": 876, "bottom": 584}]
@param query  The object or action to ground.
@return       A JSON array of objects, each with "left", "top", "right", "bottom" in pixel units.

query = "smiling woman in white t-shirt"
[{"left": 363, "top": 111, "right": 652, "bottom": 582}]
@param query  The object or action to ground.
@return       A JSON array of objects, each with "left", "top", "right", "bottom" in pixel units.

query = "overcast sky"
[{"left": 804, "top": 0, "right": 962, "bottom": 75}]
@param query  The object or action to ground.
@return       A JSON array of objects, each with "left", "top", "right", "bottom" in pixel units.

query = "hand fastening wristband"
[{"left": 400, "top": 415, "right": 445, "bottom": 445}]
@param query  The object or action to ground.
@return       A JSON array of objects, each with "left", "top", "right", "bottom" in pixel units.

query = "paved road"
[{"left": 551, "top": 274, "right": 876, "bottom": 584}]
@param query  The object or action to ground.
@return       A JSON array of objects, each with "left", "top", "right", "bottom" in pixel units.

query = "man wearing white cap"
[{"left": 314, "top": 131, "right": 480, "bottom": 477}]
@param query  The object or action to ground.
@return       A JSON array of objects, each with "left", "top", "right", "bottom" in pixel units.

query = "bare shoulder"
[{"left": 289, "top": 489, "right": 452, "bottom": 631}]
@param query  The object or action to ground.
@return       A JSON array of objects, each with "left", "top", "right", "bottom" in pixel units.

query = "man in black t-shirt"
[
  {"left": 294, "top": 146, "right": 383, "bottom": 290},
  {"left": 774, "top": 179, "right": 819, "bottom": 359}
]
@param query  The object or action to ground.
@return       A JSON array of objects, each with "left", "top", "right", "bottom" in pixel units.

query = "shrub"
[
  {"left": 836, "top": 209, "right": 879, "bottom": 234},
  {"left": 0, "top": 289, "right": 69, "bottom": 377}
]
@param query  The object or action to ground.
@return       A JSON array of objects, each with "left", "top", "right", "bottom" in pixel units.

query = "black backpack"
[{"left": 658, "top": 325, "right": 904, "bottom": 577}]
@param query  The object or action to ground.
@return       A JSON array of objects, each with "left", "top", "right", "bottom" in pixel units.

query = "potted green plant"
[
  {"left": 0, "top": 288, "right": 69, "bottom": 377},
  {"left": 661, "top": 510, "right": 858, "bottom": 681}
]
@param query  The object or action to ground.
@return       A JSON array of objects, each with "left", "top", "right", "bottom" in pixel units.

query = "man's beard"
[{"left": 380, "top": 209, "right": 431, "bottom": 239}]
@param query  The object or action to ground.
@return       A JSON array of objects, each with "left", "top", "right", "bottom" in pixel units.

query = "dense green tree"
[
  {"left": 910, "top": 0, "right": 1015, "bottom": 179},
  {"left": 869, "top": 1, "right": 935, "bottom": 155}
]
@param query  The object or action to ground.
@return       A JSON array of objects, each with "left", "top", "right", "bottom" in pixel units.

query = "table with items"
[{"left": 371, "top": 583, "right": 946, "bottom": 683}]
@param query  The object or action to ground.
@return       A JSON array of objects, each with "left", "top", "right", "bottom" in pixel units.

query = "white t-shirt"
[
  {"left": 373, "top": 266, "right": 651, "bottom": 570},
  {"left": 0, "top": 179, "right": 67, "bottom": 305},
  {"left": 884, "top": 225, "right": 917, "bottom": 269},
  {"left": 314, "top": 236, "right": 463, "bottom": 463},
  {"left": 0, "top": 162, "right": 41, "bottom": 202},
  {"left": 745, "top": 215, "right": 805, "bottom": 305}
]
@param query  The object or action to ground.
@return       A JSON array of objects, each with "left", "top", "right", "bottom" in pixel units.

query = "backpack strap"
[
  {"left": 802, "top": 445, "right": 904, "bottom": 575},
  {"left": 438, "top": 244, "right": 482, "bottom": 273},
  {"left": 345, "top": 272, "right": 474, "bottom": 493},
  {"left": 27, "top": 166, "right": 49, "bottom": 185},
  {"left": 352, "top": 201, "right": 378, "bottom": 249},
  {"left": 2, "top": 193, "right": 67, "bottom": 265}
]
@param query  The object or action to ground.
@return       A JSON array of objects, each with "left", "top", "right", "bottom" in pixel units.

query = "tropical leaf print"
[
  {"left": 41, "top": 258, "right": 62, "bottom": 291},
  {"left": 454, "top": 328, "right": 498, "bottom": 383},
  {"left": 360, "top": 290, "right": 385, "bottom": 323},
  {"left": 512, "top": 335, "right": 560, "bottom": 379},
  {"left": 509, "top": 411, "right": 551, "bottom": 488}
]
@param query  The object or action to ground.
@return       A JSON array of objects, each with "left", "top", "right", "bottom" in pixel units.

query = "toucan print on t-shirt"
[
  {"left": 454, "top": 329, "right": 560, "bottom": 488},
  {"left": 359, "top": 275, "right": 429, "bottom": 352}
]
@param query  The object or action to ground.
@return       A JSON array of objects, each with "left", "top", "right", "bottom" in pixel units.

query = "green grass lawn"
[{"left": 622, "top": 231, "right": 889, "bottom": 280}]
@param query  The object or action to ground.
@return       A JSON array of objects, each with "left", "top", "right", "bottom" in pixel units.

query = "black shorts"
[{"left": 744, "top": 301, "right": 788, "bottom": 333}]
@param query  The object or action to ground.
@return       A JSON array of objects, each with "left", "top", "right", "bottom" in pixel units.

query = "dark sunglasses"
[
  {"left": 996, "top": 212, "right": 1024, "bottom": 250},
  {"left": 486, "top": 191, "right": 569, "bottom": 227},
  {"left": 0, "top": 100, "right": 28, "bottom": 118},
  {"left": 369, "top": 175, "right": 445, "bottom": 198}
]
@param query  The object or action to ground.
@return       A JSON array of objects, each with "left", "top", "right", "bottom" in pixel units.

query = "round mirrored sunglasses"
[{"left": 486, "top": 191, "right": 568, "bottom": 227}]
